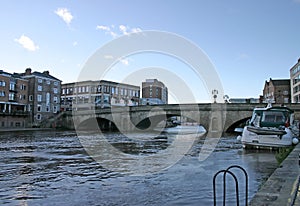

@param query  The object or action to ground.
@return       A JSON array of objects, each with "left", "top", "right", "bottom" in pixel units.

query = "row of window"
[
  {"left": 0, "top": 121, "right": 24, "bottom": 127},
  {"left": 0, "top": 81, "right": 27, "bottom": 90},
  {"left": 293, "top": 85, "right": 300, "bottom": 94},
  {"left": 37, "top": 85, "right": 59, "bottom": 93},
  {"left": 0, "top": 91, "right": 27, "bottom": 100},
  {"left": 37, "top": 78, "right": 59, "bottom": 86},
  {"left": 35, "top": 94, "right": 59, "bottom": 103},
  {"left": 62, "top": 86, "right": 139, "bottom": 97},
  {"left": 292, "top": 64, "right": 300, "bottom": 75},
  {"left": 37, "top": 105, "right": 58, "bottom": 113}
]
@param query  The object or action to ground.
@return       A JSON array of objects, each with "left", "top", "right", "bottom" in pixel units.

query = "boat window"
[{"left": 261, "top": 111, "right": 285, "bottom": 123}]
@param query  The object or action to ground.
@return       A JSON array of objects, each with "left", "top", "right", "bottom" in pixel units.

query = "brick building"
[
  {"left": 262, "top": 78, "right": 291, "bottom": 104},
  {"left": 141, "top": 79, "right": 168, "bottom": 105},
  {"left": 0, "top": 70, "right": 29, "bottom": 128},
  {"left": 61, "top": 80, "right": 140, "bottom": 111},
  {"left": 20, "top": 68, "right": 61, "bottom": 126}
]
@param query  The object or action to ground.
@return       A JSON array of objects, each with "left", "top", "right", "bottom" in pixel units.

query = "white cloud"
[
  {"left": 96, "top": 25, "right": 110, "bottom": 31},
  {"left": 119, "top": 25, "right": 128, "bottom": 35},
  {"left": 73, "top": 41, "right": 78, "bottom": 46},
  {"left": 55, "top": 8, "right": 73, "bottom": 25},
  {"left": 120, "top": 58, "right": 129, "bottom": 66},
  {"left": 14, "top": 35, "right": 39, "bottom": 51},
  {"left": 96, "top": 24, "right": 142, "bottom": 38},
  {"left": 131, "top": 27, "right": 142, "bottom": 33},
  {"left": 104, "top": 55, "right": 114, "bottom": 59}
]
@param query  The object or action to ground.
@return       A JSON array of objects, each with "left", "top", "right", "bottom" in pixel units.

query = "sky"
[{"left": 1, "top": 0, "right": 300, "bottom": 103}]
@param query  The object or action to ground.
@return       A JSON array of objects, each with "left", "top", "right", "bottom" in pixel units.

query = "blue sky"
[{"left": 1, "top": 0, "right": 300, "bottom": 102}]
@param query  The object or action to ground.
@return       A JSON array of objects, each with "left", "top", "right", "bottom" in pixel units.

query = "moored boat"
[{"left": 238, "top": 105, "right": 299, "bottom": 149}]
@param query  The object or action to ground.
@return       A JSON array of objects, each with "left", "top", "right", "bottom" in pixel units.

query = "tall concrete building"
[
  {"left": 20, "top": 68, "right": 61, "bottom": 126},
  {"left": 141, "top": 79, "right": 168, "bottom": 105},
  {"left": 61, "top": 80, "right": 140, "bottom": 111},
  {"left": 262, "top": 78, "right": 291, "bottom": 104},
  {"left": 0, "top": 70, "right": 29, "bottom": 128},
  {"left": 290, "top": 58, "right": 300, "bottom": 103}
]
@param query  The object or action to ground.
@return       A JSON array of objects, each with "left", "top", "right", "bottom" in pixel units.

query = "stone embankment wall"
[{"left": 249, "top": 144, "right": 300, "bottom": 206}]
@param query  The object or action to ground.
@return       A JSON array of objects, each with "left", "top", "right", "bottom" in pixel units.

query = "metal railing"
[{"left": 213, "top": 165, "right": 248, "bottom": 206}]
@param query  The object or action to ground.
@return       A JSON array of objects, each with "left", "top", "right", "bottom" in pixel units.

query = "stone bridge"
[{"left": 64, "top": 103, "right": 300, "bottom": 134}]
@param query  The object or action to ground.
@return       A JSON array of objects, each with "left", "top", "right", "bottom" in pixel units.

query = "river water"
[{"left": 0, "top": 129, "right": 280, "bottom": 206}]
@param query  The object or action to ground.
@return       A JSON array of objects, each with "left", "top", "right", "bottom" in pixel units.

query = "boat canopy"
[{"left": 250, "top": 106, "right": 294, "bottom": 128}]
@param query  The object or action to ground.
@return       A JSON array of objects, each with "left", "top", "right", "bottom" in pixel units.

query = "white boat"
[
  {"left": 238, "top": 106, "right": 299, "bottom": 149},
  {"left": 154, "top": 124, "right": 206, "bottom": 135}
]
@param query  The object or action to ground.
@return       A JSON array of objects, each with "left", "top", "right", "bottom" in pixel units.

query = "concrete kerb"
[{"left": 249, "top": 144, "right": 300, "bottom": 206}]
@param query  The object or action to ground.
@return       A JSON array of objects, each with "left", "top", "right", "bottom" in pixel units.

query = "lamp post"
[{"left": 212, "top": 89, "right": 218, "bottom": 103}]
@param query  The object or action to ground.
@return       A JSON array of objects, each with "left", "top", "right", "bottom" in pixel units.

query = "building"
[
  {"left": 290, "top": 58, "right": 300, "bottom": 103},
  {"left": 0, "top": 70, "right": 29, "bottom": 128},
  {"left": 228, "top": 98, "right": 260, "bottom": 103},
  {"left": 262, "top": 78, "right": 291, "bottom": 104},
  {"left": 141, "top": 79, "right": 168, "bottom": 105},
  {"left": 61, "top": 80, "right": 140, "bottom": 111},
  {"left": 20, "top": 68, "right": 61, "bottom": 126}
]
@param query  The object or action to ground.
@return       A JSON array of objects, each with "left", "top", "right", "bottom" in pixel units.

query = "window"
[
  {"left": 53, "top": 88, "right": 58, "bottom": 94},
  {"left": 0, "top": 91, "right": 5, "bottom": 97},
  {"left": 36, "top": 114, "right": 41, "bottom": 120},
  {"left": 38, "top": 78, "right": 43, "bottom": 83},
  {"left": 54, "top": 81, "right": 59, "bottom": 86},
  {"left": 0, "top": 81, "right": 6, "bottom": 86},
  {"left": 46, "top": 80, "right": 50, "bottom": 85},
  {"left": 46, "top": 106, "right": 50, "bottom": 112},
  {"left": 20, "top": 84, "right": 26, "bottom": 90},
  {"left": 46, "top": 93, "right": 50, "bottom": 105},
  {"left": 38, "top": 85, "right": 42, "bottom": 91},
  {"left": 37, "top": 105, "right": 42, "bottom": 112},
  {"left": 37, "top": 94, "right": 42, "bottom": 102},
  {"left": 54, "top": 96, "right": 58, "bottom": 103},
  {"left": 53, "top": 106, "right": 57, "bottom": 113},
  {"left": 86, "top": 86, "right": 89, "bottom": 92},
  {"left": 29, "top": 95, "right": 33, "bottom": 101},
  {"left": 9, "top": 82, "right": 15, "bottom": 91},
  {"left": 9, "top": 93, "right": 14, "bottom": 101},
  {"left": 82, "top": 86, "right": 85, "bottom": 93}
]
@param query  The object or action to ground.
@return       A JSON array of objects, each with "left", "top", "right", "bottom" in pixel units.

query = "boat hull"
[{"left": 241, "top": 126, "right": 297, "bottom": 149}]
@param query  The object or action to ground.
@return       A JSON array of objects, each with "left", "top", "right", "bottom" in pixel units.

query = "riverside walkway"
[{"left": 249, "top": 143, "right": 300, "bottom": 206}]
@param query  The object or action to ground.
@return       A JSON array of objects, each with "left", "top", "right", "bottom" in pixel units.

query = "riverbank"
[
  {"left": 0, "top": 127, "right": 74, "bottom": 132},
  {"left": 249, "top": 143, "right": 300, "bottom": 205}
]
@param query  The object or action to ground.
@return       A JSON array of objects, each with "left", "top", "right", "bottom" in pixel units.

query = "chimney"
[
  {"left": 298, "top": 58, "right": 300, "bottom": 63},
  {"left": 43, "top": 71, "right": 49, "bottom": 75},
  {"left": 25, "top": 68, "right": 32, "bottom": 75}
]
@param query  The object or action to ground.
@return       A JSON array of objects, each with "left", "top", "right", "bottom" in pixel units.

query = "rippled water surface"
[{"left": 0, "top": 130, "right": 279, "bottom": 205}]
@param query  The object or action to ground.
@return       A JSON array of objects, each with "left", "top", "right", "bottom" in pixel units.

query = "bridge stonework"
[{"left": 65, "top": 103, "right": 300, "bottom": 134}]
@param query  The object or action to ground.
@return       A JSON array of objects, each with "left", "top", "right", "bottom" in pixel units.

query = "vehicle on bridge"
[{"left": 237, "top": 105, "right": 299, "bottom": 149}]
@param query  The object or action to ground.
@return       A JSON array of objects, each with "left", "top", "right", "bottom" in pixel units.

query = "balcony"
[{"left": 0, "top": 110, "right": 30, "bottom": 117}]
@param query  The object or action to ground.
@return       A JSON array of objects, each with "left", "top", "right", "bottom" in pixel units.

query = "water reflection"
[{"left": 0, "top": 130, "right": 279, "bottom": 205}]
